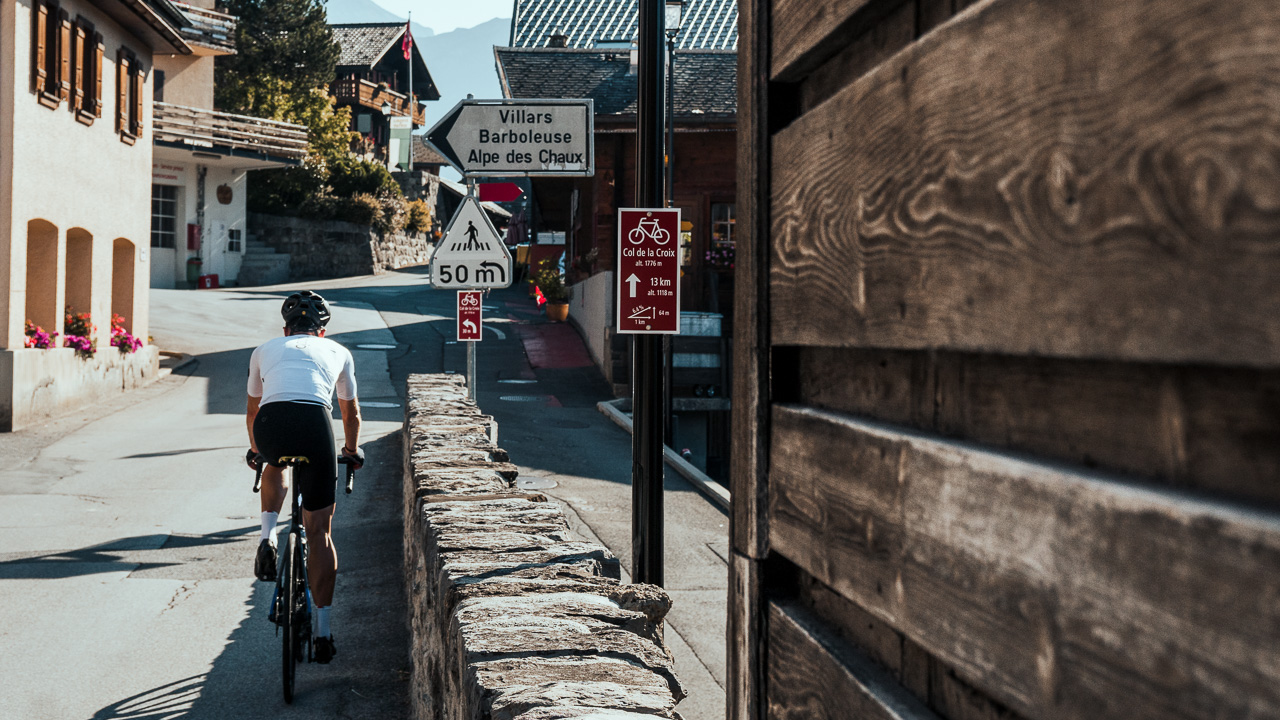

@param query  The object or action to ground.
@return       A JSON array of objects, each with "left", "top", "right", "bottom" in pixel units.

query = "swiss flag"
[{"left": 402, "top": 22, "right": 413, "bottom": 60}]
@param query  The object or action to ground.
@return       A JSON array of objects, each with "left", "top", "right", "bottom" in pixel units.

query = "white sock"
[
  {"left": 260, "top": 512, "right": 279, "bottom": 545},
  {"left": 315, "top": 605, "right": 331, "bottom": 638}
]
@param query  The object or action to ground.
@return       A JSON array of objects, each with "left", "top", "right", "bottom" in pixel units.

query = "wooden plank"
[
  {"left": 728, "top": 552, "right": 767, "bottom": 720},
  {"left": 798, "top": 0, "right": 915, "bottom": 115},
  {"left": 771, "top": 0, "right": 1280, "bottom": 367},
  {"left": 770, "top": 0, "right": 898, "bottom": 83},
  {"left": 730, "top": 0, "right": 770, "bottom": 559},
  {"left": 767, "top": 600, "right": 939, "bottom": 720},
  {"left": 769, "top": 403, "right": 1280, "bottom": 720},
  {"left": 797, "top": 347, "right": 1280, "bottom": 509}
]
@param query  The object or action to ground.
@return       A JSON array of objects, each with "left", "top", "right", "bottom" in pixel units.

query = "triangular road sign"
[{"left": 430, "top": 196, "right": 512, "bottom": 289}]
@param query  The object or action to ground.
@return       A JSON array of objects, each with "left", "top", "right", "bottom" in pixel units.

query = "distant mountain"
[
  {"left": 419, "top": 17, "right": 512, "bottom": 126},
  {"left": 323, "top": 0, "right": 435, "bottom": 35}
]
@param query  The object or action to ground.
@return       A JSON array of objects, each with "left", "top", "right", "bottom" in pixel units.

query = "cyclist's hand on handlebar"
[
  {"left": 246, "top": 448, "right": 261, "bottom": 471},
  {"left": 340, "top": 445, "right": 365, "bottom": 469}
]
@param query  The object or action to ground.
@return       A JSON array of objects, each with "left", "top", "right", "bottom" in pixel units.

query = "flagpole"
[{"left": 408, "top": 12, "right": 414, "bottom": 172}]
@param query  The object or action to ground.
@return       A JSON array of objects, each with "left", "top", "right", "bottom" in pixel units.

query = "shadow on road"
[
  {"left": 0, "top": 528, "right": 254, "bottom": 580},
  {"left": 89, "top": 431, "right": 410, "bottom": 719}
]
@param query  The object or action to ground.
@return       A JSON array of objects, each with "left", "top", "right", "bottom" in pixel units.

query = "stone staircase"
[{"left": 237, "top": 236, "right": 290, "bottom": 286}]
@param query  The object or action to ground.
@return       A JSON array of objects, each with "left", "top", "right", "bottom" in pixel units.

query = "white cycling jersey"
[{"left": 247, "top": 334, "right": 357, "bottom": 409}]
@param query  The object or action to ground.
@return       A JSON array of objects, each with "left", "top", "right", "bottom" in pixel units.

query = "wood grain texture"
[
  {"left": 767, "top": 601, "right": 939, "bottom": 720},
  {"left": 731, "top": 0, "right": 771, "bottom": 559},
  {"left": 796, "top": 347, "right": 1280, "bottom": 508},
  {"left": 799, "top": 0, "right": 915, "bottom": 114},
  {"left": 770, "top": 0, "right": 885, "bottom": 82},
  {"left": 772, "top": 0, "right": 1280, "bottom": 367},
  {"left": 769, "top": 403, "right": 1280, "bottom": 720},
  {"left": 729, "top": 552, "right": 767, "bottom": 720}
]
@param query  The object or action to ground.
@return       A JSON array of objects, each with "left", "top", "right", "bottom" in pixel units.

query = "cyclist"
[{"left": 244, "top": 290, "right": 364, "bottom": 664}]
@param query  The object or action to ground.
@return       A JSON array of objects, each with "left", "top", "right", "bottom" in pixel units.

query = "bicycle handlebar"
[{"left": 251, "top": 453, "right": 359, "bottom": 494}]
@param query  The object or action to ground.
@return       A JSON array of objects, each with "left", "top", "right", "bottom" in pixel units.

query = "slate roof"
[
  {"left": 414, "top": 135, "right": 450, "bottom": 165},
  {"left": 495, "top": 47, "right": 735, "bottom": 119},
  {"left": 331, "top": 23, "right": 406, "bottom": 67},
  {"left": 510, "top": 0, "right": 736, "bottom": 49}
]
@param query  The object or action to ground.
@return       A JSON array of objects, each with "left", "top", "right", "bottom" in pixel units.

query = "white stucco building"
[{"left": 149, "top": 0, "right": 306, "bottom": 289}]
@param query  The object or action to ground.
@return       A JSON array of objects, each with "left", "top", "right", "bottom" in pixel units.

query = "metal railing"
[
  {"left": 172, "top": 2, "right": 236, "bottom": 53},
  {"left": 153, "top": 102, "right": 308, "bottom": 161},
  {"left": 332, "top": 77, "right": 426, "bottom": 125}
]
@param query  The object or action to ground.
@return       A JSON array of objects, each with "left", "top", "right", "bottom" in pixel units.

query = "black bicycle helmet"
[{"left": 281, "top": 290, "right": 331, "bottom": 331}]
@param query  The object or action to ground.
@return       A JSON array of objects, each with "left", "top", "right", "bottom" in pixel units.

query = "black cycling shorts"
[{"left": 253, "top": 400, "right": 337, "bottom": 512}]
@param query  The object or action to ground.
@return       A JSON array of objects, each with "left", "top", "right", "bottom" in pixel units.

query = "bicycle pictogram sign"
[
  {"left": 628, "top": 217, "right": 671, "bottom": 245},
  {"left": 616, "top": 208, "right": 681, "bottom": 334}
]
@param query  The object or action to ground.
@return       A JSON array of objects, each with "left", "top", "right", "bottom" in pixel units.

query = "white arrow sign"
[
  {"left": 625, "top": 273, "right": 641, "bottom": 298},
  {"left": 426, "top": 99, "right": 594, "bottom": 178},
  {"left": 430, "top": 196, "right": 512, "bottom": 289}
]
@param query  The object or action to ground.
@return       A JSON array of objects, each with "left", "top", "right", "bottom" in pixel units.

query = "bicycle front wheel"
[{"left": 281, "top": 532, "right": 297, "bottom": 703}]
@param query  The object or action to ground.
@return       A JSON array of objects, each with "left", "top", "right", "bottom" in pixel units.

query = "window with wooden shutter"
[
  {"left": 131, "top": 63, "right": 144, "bottom": 137},
  {"left": 93, "top": 33, "right": 103, "bottom": 117},
  {"left": 116, "top": 49, "right": 132, "bottom": 143},
  {"left": 72, "top": 21, "right": 84, "bottom": 112},
  {"left": 58, "top": 10, "right": 70, "bottom": 101},
  {"left": 32, "top": 1, "right": 47, "bottom": 93}
]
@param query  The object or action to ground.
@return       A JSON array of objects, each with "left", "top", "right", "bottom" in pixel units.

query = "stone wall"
[
  {"left": 0, "top": 345, "right": 160, "bottom": 431},
  {"left": 249, "top": 213, "right": 433, "bottom": 280},
  {"left": 403, "top": 374, "right": 687, "bottom": 720}
]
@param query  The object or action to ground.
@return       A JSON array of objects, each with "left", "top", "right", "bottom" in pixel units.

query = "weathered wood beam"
[
  {"left": 767, "top": 600, "right": 939, "bottom": 720},
  {"left": 769, "top": 403, "right": 1280, "bottom": 720},
  {"left": 771, "top": 0, "right": 1280, "bottom": 367}
]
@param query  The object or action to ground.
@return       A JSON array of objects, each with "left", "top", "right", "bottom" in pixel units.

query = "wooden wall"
[{"left": 730, "top": 1, "right": 1280, "bottom": 719}]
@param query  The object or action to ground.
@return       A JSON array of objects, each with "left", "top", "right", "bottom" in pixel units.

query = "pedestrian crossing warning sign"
[{"left": 430, "top": 196, "right": 512, "bottom": 289}]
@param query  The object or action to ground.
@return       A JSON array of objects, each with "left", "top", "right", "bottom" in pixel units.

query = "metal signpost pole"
[
  {"left": 467, "top": 340, "right": 477, "bottom": 402},
  {"left": 633, "top": 0, "right": 666, "bottom": 587},
  {"left": 407, "top": 11, "right": 414, "bottom": 172}
]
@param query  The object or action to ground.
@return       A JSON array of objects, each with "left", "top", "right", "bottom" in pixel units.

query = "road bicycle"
[
  {"left": 253, "top": 453, "right": 357, "bottom": 703},
  {"left": 628, "top": 217, "right": 671, "bottom": 245}
]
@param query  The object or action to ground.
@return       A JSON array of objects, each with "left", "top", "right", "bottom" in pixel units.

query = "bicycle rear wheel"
[{"left": 281, "top": 532, "right": 297, "bottom": 703}]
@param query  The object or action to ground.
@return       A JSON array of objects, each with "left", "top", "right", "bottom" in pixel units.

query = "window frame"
[
  {"left": 150, "top": 184, "right": 178, "bottom": 249},
  {"left": 116, "top": 47, "right": 143, "bottom": 144},
  {"left": 31, "top": 0, "right": 68, "bottom": 109},
  {"left": 70, "top": 18, "right": 102, "bottom": 124}
]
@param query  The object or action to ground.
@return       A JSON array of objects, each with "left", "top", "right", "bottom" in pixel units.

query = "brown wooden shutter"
[
  {"left": 72, "top": 22, "right": 85, "bottom": 111},
  {"left": 58, "top": 10, "right": 70, "bottom": 100},
  {"left": 116, "top": 50, "right": 127, "bottom": 133},
  {"left": 32, "top": 1, "right": 47, "bottom": 92},
  {"left": 131, "top": 64, "right": 144, "bottom": 136},
  {"left": 93, "top": 33, "right": 103, "bottom": 116}
]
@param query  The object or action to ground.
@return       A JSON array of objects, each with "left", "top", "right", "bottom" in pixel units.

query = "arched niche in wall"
[
  {"left": 111, "top": 238, "right": 135, "bottom": 332},
  {"left": 26, "top": 220, "right": 60, "bottom": 334},
  {"left": 65, "top": 228, "right": 93, "bottom": 318}
]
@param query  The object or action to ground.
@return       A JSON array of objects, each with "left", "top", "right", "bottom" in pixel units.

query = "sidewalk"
[{"left": 458, "top": 284, "right": 729, "bottom": 720}]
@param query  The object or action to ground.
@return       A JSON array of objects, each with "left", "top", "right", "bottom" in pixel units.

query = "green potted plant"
[{"left": 533, "top": 258, "right": 570, "bottom": 321}]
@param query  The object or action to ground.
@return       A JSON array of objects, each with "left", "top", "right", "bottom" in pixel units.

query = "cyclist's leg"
[{"left": 302, "top": 504, "right": 336, "bottom": 606}]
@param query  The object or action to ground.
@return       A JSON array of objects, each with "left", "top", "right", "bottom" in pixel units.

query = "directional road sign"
[
  {"left": 617, "top": 208, "right": 681, "bottom": 334},
  {"left": 457, "top": 291, "right": 483, "bottom": 341},
  {"left": 430, "top": 196, "right": 513, "bottom": 289},
  {"left": 478, "top": 182, "right": 524, "bottom": 202},
  {"left": 426, "top": 99, "right": 594, "bottom": 178}
]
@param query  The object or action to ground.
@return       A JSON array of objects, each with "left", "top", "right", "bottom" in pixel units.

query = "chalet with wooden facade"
[
  {"left": 1, "top": 0, "right": 191, "bottom": 429},
  {"left": 730, "top": 0, "right": 1280, "bottom": 719},
  {"left": 149, "top": 0, "right": 309, "bottom": 289},
  {"left": 329, "top": 23, "right": 439, "bottom": 170}
]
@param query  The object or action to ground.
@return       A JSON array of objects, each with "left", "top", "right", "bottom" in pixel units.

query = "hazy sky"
[{"left": 383, "top": 0, "right": 513, "bottom": 34}]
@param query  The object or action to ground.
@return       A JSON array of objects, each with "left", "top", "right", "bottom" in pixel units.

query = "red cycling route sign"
[
  {"left": 616, "top": 208, "right": 681, "bottom": 334},
  {"left": 457, "top": 291, "right": 483, "bottom": 342}
]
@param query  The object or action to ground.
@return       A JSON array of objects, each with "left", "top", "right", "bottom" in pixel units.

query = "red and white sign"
[
  {"left": 457, "top": 291, "right": 483, "bottom": 341},
  {"left": 617, "top": 208, "right": 681, "bottom": 334}
]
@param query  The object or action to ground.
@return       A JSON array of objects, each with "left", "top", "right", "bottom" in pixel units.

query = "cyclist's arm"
[
  {"left": 246, "top": 394, "right": 262, "bottom": 453},
  {"left": 337, "top": 397, "right": 361, "bottom": 452}
]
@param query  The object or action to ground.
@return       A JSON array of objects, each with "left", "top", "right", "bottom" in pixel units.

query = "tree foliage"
[{"left": 215, "top": 0, "right": 339, "bottom": 106}]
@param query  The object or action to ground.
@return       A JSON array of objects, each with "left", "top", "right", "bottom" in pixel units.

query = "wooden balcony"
[
  {"left": 153, "top": 102, "right": 308, "bottom": 163},
  {"left": 171, "top": 2, "right": 236, "bottom": 55},
  {"left": 332, "top": 77, "right": 426, "bottom": 126}
]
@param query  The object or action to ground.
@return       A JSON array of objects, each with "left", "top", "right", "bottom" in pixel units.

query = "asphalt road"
[{"left": 0, "top": 267, "right": 728, "bottom": 720}]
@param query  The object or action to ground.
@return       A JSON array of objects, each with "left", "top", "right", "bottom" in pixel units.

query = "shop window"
[
  {"left": 116, "top": 48, "right": 143, "bottom": 143},
  {"left": 151, "top": 185, "right": 178, "bottom": 248},
  {"left": 711, "top": 203, "right": 735, "bottom": 248},
  {"left": 70, "top": 18, "right": 102, "bottom": 123},
  {"left": 111, "top": 239, "right": 135, "bottom": 332},
  {"left": 31, "top": 0, "right": 70, "bottom": 108}
]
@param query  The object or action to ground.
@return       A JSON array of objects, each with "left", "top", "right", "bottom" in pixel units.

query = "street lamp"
[
  {"left": 664, "top": 0, "right": 684, "bottom": 210},
  {"left": 380, "top": 101, "right": 392, "bottom": 115}
]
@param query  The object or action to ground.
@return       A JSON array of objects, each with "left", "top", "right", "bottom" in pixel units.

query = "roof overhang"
[
  {"left": 154, "top": 142, "right": 300, "bottom": 171},
  {"left": 95, "top": 0, "right": 192, "bottom": 54}
]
